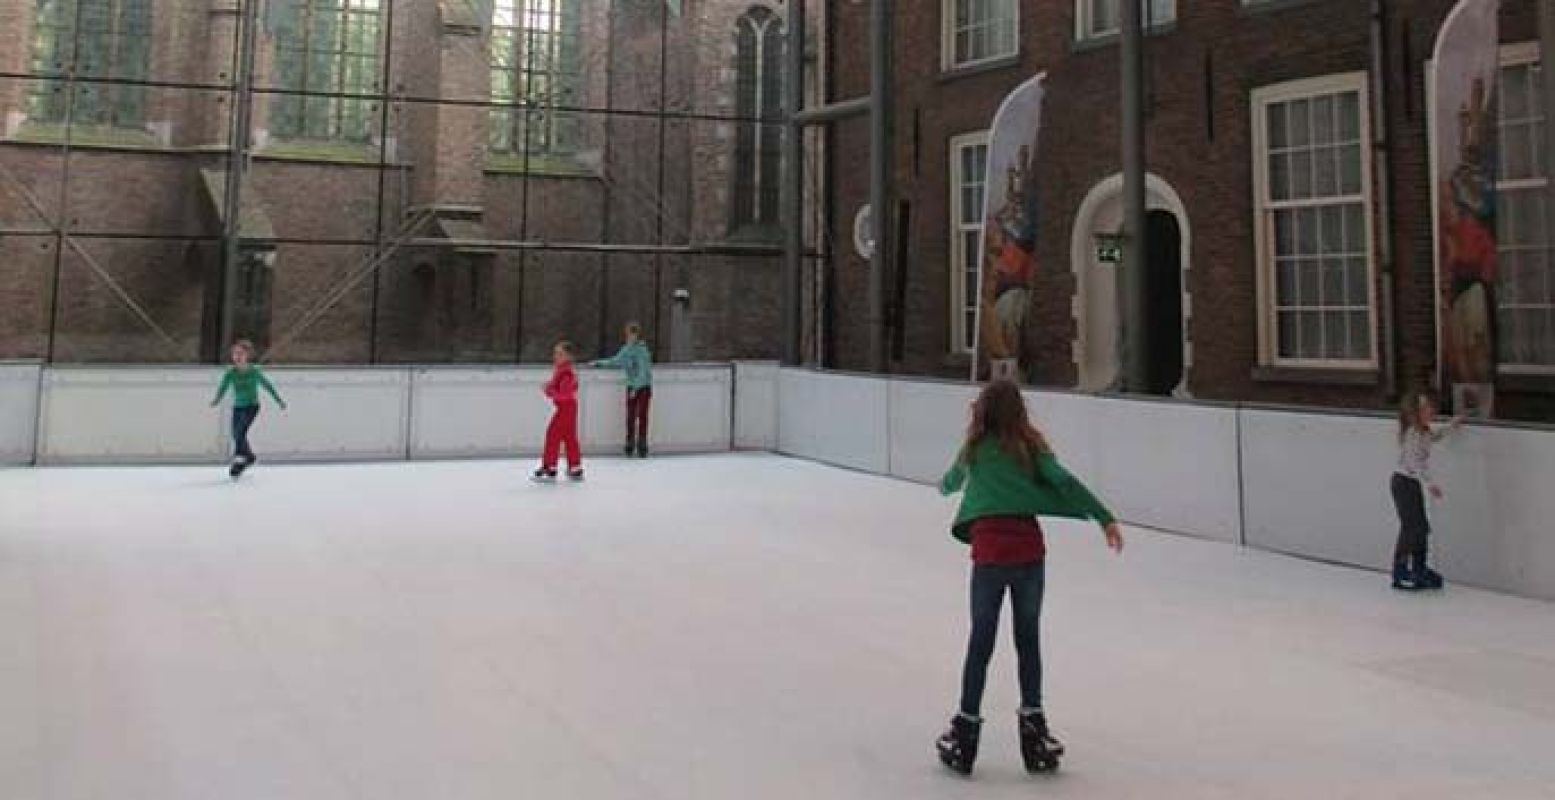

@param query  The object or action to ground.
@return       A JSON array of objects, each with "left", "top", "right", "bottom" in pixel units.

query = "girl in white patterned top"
[{"left": 1389, "top": 391, "right": 1464, "bottom": 590}]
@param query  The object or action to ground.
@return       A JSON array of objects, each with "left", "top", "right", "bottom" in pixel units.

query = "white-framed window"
[
  {"left": 949, "top": 131, "right": 990, "bottom": 353},
  {"left": 1252, "top": 73, "right": 1375, "bottom": 368},
  {"left": 1495, "top": 43, "right": 1553, "bottom": 370},
  {"left": 942, "top": 0, "right": 1018, "bottom": 71},
  {"left": 1076, "top": 0, "right": 1176, "bottom": 41}
]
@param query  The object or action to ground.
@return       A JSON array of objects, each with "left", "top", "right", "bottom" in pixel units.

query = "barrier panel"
[
  {"left": 733, "top": 361, "right": 780, "bottom": 450},
  {"left": 776, "top": 370, "right": 890, "bottom": 473},
  {"left": 409, "top": 367, "right": 546, "bottom": 459},
  {"left": 886, "top": 379, "right": 976, "bottom": 484},
  {"left": 1082, "top": 397, "right": 1240, "bottom": 542},
  {"left": 0, "top": 362, "right": 41, "bottom": 465},
  {"left": 37, "top": 367, "right": 225, "bottom": 463},
  {"left": 579, "top": 365, "right": 732, "bottom": 455},
  {"left": 256, "top": 369, "right": 411, "bottom": 462}
]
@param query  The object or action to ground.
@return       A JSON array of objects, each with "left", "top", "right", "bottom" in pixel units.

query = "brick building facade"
[
  {"left": 823, "top": 0, "right": 1552, "bottom": 420},
  {"left": 0, "top": 0, "right": 821, "bottom": 365}
]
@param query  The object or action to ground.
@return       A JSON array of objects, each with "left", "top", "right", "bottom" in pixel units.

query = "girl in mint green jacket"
[{"left": 935, "top": 380, "right": 1122, "bottom": 777}]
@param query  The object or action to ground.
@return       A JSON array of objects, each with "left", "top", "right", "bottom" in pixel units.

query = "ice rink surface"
[{"left": 3, "top": 453, "right": 1555, "bottom": 800}]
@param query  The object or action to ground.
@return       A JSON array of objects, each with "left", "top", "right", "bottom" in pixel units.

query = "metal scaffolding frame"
[{"left": 0, "top": 0, "right": 818, "bottom": 364}]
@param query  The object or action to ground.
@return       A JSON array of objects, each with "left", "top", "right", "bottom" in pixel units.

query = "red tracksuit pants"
[{"left": 542, "top": 400, "right": 580, "bottom": 469}]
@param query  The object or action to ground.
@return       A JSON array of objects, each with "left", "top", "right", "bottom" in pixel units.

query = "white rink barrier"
[
  {"left": 777, "top": 369, "right": 890, "bottom": 473},
  {"left": 1239, "top": 408, "right": 1555, "bottom": 601},
  {"left": 15, "top": 362, "right": 1555, "bottom": 600},
  {"left": 28, "top": 364, "right": 736, "bottom": 464},
  {"left": 733, "top": 361, "right": 780, "bottom": 450},
  {"left": 773, "top": 369, "right": 1555, "bottom": 601},
  {"left": 0, "top": 362, "right": 42, "bottom": 464}
]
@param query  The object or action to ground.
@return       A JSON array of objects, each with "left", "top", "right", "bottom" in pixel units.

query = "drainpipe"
[{"left": 1371, "top": 0, "right": 1398, "bottom": 398}]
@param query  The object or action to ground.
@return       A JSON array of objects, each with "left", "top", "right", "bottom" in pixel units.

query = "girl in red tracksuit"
[{"left": 533, "top": 340, "right": 583, "bottom": 482}]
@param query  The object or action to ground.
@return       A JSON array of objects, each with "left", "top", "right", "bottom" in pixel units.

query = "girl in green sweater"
[
  {"left": 935, "top": 380, "right": 1122, "bottom": 777},
  {"left": 210, "top": 340, "right": 286, "bottom": 478}
]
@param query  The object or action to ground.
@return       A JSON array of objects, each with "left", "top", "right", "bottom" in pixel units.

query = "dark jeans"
[
  {"left": 232, "top": 405, "right": 261, "bottom": 462},
  {"left": 1390, "top": 473, "right": 1430, "bottom": 568},
  {"left": 626, "top": 387, "right": 652, "bottom": 446},
  {"left": 959, "top": 560, "right": 1046, "bottom": 718}
]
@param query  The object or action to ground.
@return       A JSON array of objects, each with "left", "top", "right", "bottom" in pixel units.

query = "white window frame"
[
  {"left": 1251, "top": 72, "right": 1378, "bottom": 369},
  {"left": 949, "top": 130, "right": 991, "bottom": 354},
  {"left": 1075, "top": 0, "right": 1176, "bottom": 42},
  {"left": 941, "top": 0, "right": 1019, "bottom": 72},
  {"left": 1492, "top": 42, "right": 1552, "bottom": 374}
]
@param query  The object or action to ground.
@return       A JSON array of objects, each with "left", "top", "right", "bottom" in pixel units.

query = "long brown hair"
[
  {"left": 960, "top": 380, "right": 1051, "bottom": 469},
  {"left": 1398, "top": 389, "right": 1434, "bottom": 443}
]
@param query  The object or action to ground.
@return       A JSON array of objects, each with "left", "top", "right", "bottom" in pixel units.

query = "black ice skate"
[
  {"left": 566, "top": 467, "right": 585, "bottom": 482},
  {"left": 1391, "top": 561, "right": 1423, "bottom": 591},
  {"left": 624, "top": 437, "right": 636, "bottom": 457},
  {"left": 228, "top": 457, "right": 250, "bottom": 479},
  {"left": 1019, "top": 710, "right": 1063, "bottom": 773},
  {"left": 531, "top": 467, "right": 558, "bottom": 483},
  {"left": 1418, "top": 566, "right": 1444, "bottom": 590},
  {"left": 936, "top": 714, "right": 981, "bottom": 776},
  {"left": 635, "top": 442, "right": 648, "bottom": 459}
]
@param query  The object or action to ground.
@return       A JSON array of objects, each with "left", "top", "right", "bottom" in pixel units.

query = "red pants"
[
  {"left": 542, "top": 400, "right": 580, "bottom": 469},
  {"left": 626, "top": 387, "right": 652, "bottom": 444}
]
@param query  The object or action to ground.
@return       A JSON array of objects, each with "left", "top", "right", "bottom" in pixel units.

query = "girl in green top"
[
  {"left": 210, "top": 339, "right": 286, "bottom": 477},
  {"left": 935, "top": 380, "right": 1122, "bottom": 777}
]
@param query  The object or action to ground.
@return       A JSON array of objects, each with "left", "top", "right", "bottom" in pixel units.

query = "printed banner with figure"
[
  {"left": 1431, "top": 0, "right": 1500, "bottom": 417},
  {"left": 971, "top": 74, "right": 1046, "bottom": 383}
]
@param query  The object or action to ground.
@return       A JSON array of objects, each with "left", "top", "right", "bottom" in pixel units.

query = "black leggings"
[
  {"left": 1390, "top": 474, "right": 1430, "bottom": 567},
  {"left": 232, "top": 405, "right": 261, "bottom": 462}
]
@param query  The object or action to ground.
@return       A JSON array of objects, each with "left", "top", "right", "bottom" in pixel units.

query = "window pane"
[
  {"left": 1298, "top": 258, "right": 1320, "bottom": 307},
  {"left": 1337, "top": 92, "right": 1361, "bottom": 141},
  {"left": 1311, "top": 96, "right": 1334, "bottom": 146},
  {"left": 1267, "top": 103, "right": 1288, "bottom": 150},
  {"left": 1278, "top": 311, "right": 1298, "bottom": 359},
  {"left": 1288, "top": 99, "right": 1311, "bottom": 147},
  {"left": 1290, "top": 150, "right": 1313, "bottom": 199},
  {"left": 1347, "top": 311, "right": 1371, "bottom": 360},
  {"left": 1338, "top": 144, "right": 1363, "bottom": 194}
]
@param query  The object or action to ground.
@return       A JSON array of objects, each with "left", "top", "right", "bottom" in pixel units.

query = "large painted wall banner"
[
  {"left": 1431, "top": 0, "right": 1500, "bottom": 417},
  {"left": 971, "top": 73, "right": 1045, "bottom": 383}
]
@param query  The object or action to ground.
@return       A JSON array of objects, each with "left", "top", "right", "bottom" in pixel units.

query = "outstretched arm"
[
  {"left": 257, "top": 370, "right": 286, "bottom": 408},
  {"left": 1035, "top": 454, "right": 1116, "bottom": 526},
  {"left": 592, "top": 346, "right": 627, "bottom": 369}
]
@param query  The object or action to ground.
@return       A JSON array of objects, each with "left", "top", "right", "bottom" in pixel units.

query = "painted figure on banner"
[
  {"left": 978, "top": 143, "right": 1038, "bottom": 382},
  {"left": 1430, "top": 0, "right": 1499, "bottom": 418},
  {"left": 1439, "top": 76, "right": 1498, "bottom": 416}
]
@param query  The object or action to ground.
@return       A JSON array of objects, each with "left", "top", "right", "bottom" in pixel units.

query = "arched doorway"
[{"left": 1070, "top": 174, "right": 1192, "bottom": 396}]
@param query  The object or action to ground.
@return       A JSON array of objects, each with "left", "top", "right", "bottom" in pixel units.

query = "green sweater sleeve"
[
  {"left": 256, "top": 369, "right": 284, "bottom": 405},
  {"left": 939, "top": 460, "right": 967, "bottom": 496},
  {"left": 1035, "top": 454, "right": 1116, "bottom": 526},
  {"left": 213, "top": 370, "right": 233, "bottom": 403},
  {"left": 593, "top": 346, "right": 626, "bottom": 369}
]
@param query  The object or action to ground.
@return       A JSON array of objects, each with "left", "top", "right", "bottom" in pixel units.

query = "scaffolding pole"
[
  {"left": 868, "top": 0, "right": 893, "bottom": 373},
  {"left": 1119, "top": 0, "right": 1149, "bottom": 392},
  {"left": 219, "top": 0, "right": 260, "bottom": 357},
  {"left": 782, "top": 0, "right": 806, "bottom": 365}
]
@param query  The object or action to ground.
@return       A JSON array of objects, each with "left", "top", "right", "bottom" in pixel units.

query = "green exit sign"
[{"left": 1095, "top": 234, "right": 1124, "bottom": 264}]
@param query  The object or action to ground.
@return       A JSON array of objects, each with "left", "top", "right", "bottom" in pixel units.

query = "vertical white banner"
[
  {"left": 1430, "top": 0, "right": 1500, "bottom": 416},
  {"left": 970, "top": 73, "right": 1046, "bottom": 383}
]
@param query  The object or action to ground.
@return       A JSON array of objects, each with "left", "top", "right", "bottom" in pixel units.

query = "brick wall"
[
  {"left": 0, "top": 0, "right": 802, "bottom": 367},
  {"left": 825, "top": 0, "right": 1551, "bottom": 420}
]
